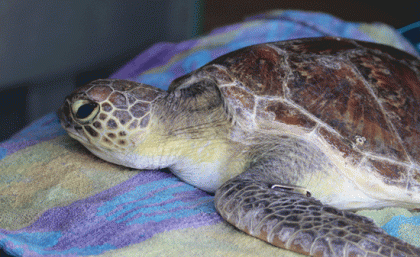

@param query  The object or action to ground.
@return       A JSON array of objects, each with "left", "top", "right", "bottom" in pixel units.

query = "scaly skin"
[{"left": 215, "top": 177, "right": 420, "bottom": 257}]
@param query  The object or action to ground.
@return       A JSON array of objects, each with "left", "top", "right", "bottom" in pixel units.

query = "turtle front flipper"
[{"left": 215, "top": 177, "right": 420, "bottom": 257}]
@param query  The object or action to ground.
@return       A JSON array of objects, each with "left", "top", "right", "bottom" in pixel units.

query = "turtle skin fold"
[{"left": 215, "top": 177, "right": 420, "bottom": 257}]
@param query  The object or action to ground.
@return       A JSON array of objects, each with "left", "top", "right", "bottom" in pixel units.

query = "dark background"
[
  {"left": 0, "top": 0, "right": 418, "bottom": 143},
  {"left": 0, "top": 1, "right": 419, "bottom": 256}
]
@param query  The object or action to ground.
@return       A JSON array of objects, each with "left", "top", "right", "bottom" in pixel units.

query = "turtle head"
[
  {"left": 58, "top": 79, "right": 167, "bottom": 167},
  {"left": 59, "top": 77, "right": 241, "bottom": 192}
]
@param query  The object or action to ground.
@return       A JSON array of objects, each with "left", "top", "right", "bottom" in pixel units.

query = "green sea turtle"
[{"left": 59, "top": 37, "right": 420, "bottom": 256}]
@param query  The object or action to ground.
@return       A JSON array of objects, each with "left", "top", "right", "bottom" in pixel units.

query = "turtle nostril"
[{"left": 76, "top": 103, "right": 98, "bottom": 119}]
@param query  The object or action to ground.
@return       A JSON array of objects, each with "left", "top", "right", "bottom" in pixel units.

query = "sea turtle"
[{"left": 59, "top": 37, "right": 420, "bottom": 256}]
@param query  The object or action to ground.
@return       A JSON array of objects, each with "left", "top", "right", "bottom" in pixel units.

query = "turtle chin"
[
  {"left": 68, "top": 132, "right": 136, "bottom": 167},
  {"left": 83, "top": 143, "right": 125, "bottom": 165}
]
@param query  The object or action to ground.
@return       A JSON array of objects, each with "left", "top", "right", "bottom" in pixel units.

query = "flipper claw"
[{"left": 271, "top": 184, "right": 312, "bottom": 197}]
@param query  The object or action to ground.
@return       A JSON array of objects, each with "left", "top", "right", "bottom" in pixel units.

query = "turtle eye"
[{"left": 72, "top": 100, "right": 100, "bottom": 123}]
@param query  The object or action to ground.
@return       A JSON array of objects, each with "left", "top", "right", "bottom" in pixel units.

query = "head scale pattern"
[{"left": 60, "top": 79, "right": 164, "bottom": 150}]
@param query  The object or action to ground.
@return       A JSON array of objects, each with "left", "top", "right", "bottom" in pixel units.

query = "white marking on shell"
[
  {"left": 282, "top": 99, "right": 339, "bottom": 135},
  {"left": 251, "top": 96, "right": 260, "bottom": 128},
  {"left": 349, "top": 60, "right": 413, "bottom": 164},
  {"left": 218, "top": 82, "right": 239, "bottom": 89},
  {"left": 354, "top": 135, "right": 366, "bottom": 147},
  {"left": 308, "top": 130, "right": 420, "bottom": 209},
  {"left": 317, "top": 56, "right": 342, "bottom": 70},
  {"left": 266, "top": 43, "right": 288, "bottom": 55}
]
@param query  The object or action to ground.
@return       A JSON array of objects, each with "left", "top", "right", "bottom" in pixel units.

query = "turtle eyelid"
[{"left": 72, "top": 100, "right": 100, "bottom": 124}]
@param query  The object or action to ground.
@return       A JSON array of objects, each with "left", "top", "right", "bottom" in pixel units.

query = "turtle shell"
[{"left": 171, "top": 36, "right": 420, "bottom": 190}]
